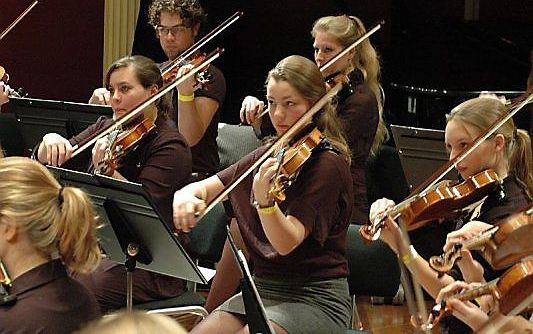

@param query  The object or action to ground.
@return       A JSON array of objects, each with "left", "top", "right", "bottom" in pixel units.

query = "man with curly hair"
[{"left": 149, "top": 0, "right": 226, "bottom": 179}]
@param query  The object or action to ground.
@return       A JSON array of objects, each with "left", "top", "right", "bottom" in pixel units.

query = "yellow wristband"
[
  {"left": 257, "top": 202, "right": 278, "bottom": 215},
  {"left": 178, "top": 92, "right": 195, "bottom": 102},
  {"left": 401, "top": 245, "right": 418, "bottom": 265}
]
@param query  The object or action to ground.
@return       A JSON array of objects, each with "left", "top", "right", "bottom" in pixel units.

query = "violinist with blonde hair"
[
  {"left": 0, "top": 157, "right": 101, "bottom": 333},
  {"left": 370, "top": 96, "right": 532, "bottom": 333}
]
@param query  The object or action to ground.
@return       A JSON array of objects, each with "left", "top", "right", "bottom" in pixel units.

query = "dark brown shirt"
[
  {"left": 258, "top": 71, "right": 378, "bottom": 224},
  {"left": 162, "top": 62, "right": 226, "bottom": 176},
  {"left": 68, "top": 116, "right": 192, "bottom": 226},
  {"left": 217, "top": 144, "right": 353, "bottom": 279},
  {"left": 0, "top": 260, "right": 100, "bottom": 334},
  {"left": 337, "top": 71, "right": 378, "bottom": 224}
]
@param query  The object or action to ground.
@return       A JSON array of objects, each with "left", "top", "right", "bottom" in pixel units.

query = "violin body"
[
  {"left": 496, "top": 258, "right": 533, "bottom": 315},
  {"left": 407, "top": 169, "right": 501, "bottom": 230},
  {"left": 482, "top": 205, "right": 533, "bottom": 270},
  {"left": 361, "top": 169, "right": 501, "bottom": 241},
  {"left": 162, "top": 53, "right": 212, "bottom": 88},
  {"left": 269, "top": 127, "right": 323, "bottom": 203},
  {"left": 97, "top": 117, "right": 155, "bottom": 175},
  {"left": 425, "top": 258, "right": 533, "bottom": 329}
]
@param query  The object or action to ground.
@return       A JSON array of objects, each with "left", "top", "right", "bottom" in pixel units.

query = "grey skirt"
[{"left": 217, "top": 276, "right": 351, "bottom": 334}]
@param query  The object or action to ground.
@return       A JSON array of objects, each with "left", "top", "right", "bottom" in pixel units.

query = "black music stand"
[
  {"left": 47, "top": 166, "right": 206, "bottom": 311},
  {"left": 226, "top": 226, "right": 274, "bottom": 334},
  {"left": 4, "top": 97, "right": 112, "bottom": 156}
]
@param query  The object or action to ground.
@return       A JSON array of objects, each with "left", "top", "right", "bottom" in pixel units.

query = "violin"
[
  {"left": 161, "top": 52, "right": 212, "bottom": 89},
  {"left": 0, "top": 261, "right": 17, "bottom": 306},
  {"left": 361, "top": 169, "right": 502, "bottom": 241},
  {"left": 430, "top": 205, "right": 533, "bottom": 273},
  {"left": 360, "top": 92, "right": 532, "bottom": 241},
  {"left": 159, "top": 11, "right": 242, "bottom": 80},
  {"left": 423, "top": 258, "right": 533, "bottom": 330},
  {"left": 95, "top": 116, "right": 156, "bottom": 176},
  {"left": 0, "top": 65, "right": 22, "bottom": 98},
  {"left": 67, "top": 48, "right": 224, "bottom": 163},
  {"left": 268, "top": 127, "right": 323, "bottom": 202}
]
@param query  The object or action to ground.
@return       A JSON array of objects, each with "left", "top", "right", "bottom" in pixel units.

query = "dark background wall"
[
  {"left": 0, "top": 0, "right": 104, "bottom": 103},
  {"left": 1, "top": 0, "right": 530, "bottom": 127}
]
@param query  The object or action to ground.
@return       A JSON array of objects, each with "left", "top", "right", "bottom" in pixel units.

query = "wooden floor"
[{"left": 355, "top": 296, "right": 438, "bottom": 334}]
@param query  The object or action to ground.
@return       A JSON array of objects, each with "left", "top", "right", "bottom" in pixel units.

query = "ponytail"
[
  {"left": 57, "top": 187, "right": 101, "bottom": 273},
  {"left": 0, "top": 157, "right": 101, "bottom": 273},
  {"left": 509, "top": 129, "right": 532, "bottom": 199}
]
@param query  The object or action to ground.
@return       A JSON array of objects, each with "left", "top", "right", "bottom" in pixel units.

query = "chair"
[
  {"left": 217, "top": 123, "right": 262, "bottom": 170},
  {"left": 345, "top": 222, "right": 401, "bottom": 330},
  {"left": 135, "top": 202, "right": 229, "bottom": 326}
]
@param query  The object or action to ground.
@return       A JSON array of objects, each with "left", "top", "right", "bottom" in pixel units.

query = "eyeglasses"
[{"left": 156, "top": 24, "right": 189, "bottom": 37}]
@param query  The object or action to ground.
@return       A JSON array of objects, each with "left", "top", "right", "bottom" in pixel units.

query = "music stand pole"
[{"left": 226, "top": 226, "right": 274, "bottom": 334}]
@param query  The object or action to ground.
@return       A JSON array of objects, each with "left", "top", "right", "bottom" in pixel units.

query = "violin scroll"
[
  {"left": 0, "top": 261, "right": 17, "bottom": 306},
  {"left": 0, "top": 65, "right": 24, "bottom": 98}
]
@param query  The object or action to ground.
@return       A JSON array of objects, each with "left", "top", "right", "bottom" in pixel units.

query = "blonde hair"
[
  {"left": 311, "top": 15, "right": 389, "bottom": 155},
  {"left": 76, "top": 310, "right": 187, "bottom": 334},
  {"left": 0, "top": 157, "right": 101, "bottom": 273},
  {"left": 266, "top": 55, "right": 350, "bottom": 161},
  {"left": 447, "top": 97, "right": 532, "bottom": 198}
]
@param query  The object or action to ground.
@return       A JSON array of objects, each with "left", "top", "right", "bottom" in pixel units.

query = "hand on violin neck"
[
  {"left": 239, "top": 95, "right": 264, "bottom": 125},
  {"left": 253, "top": 158, "right": 279, "bottom": 207},
  {"left": 456, "top": 249, "right": 485, "bottom": 284},
  {"left": 443, "top": 220, "right": 491, "bottom": 252},
  {"left": 92, "top": 137, "right": 112, "bottom": 174},
  {"left": 176, "top": 64, "right": 196, "bottom": 97},
  {"left": 88, "top": 88, "right": 111, "bottom": 105},
  {"left": 1, "top": 82, "right": 11, "bottom": 106}
]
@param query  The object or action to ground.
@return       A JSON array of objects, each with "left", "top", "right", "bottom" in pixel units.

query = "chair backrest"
[
  {"left": 345, "top": 224, "right": 400, "bottom": 297},
  {"left": 187, "top": 202, "right": 229, "bottom": 264},
  {"left": 365, "top": 144, "right": 409, "bottom": 205},
  {"left": 217, "top": 123, "right": 261, "bottom": 171}
]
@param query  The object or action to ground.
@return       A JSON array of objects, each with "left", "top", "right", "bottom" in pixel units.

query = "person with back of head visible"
[
  {"left": 76, "top": 310, "right": 187, "bottom": 334},
  {"left": 0, "top": 157, "right": 102, "bottom": 333},
  {"left": 37, "top": 55, "right": 192, "bottom": 313}
]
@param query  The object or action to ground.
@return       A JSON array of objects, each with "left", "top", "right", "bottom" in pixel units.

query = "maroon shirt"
[
  {"left": 0, "top": 260, "right": 100, "bottom": 334},
  {"left": 337, "top": 71, "right": 378, "bottom": 224},
  {"left": 161, "top": 62, "right": 226, "bottom": 176},
  {"left": 258, "top": 71, "right": 378, "bottom": 224},
  {"left": 217, "top": 143, "right": 353, "bottom": 279},
  {"left": 68, "top": 116, "right": 192, "bottom": 226}
]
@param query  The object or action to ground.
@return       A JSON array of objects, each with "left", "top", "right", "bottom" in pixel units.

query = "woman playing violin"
[
  {"left": 435, "top": 279, "right": 533, "bottom": 333},
  {"left": 370, "top": 96, "right": 532, "bottom": 333},
  {"left": 90, "top": 0, "right": 225, "bottom": 180},
  {"left": 0, "top": 157, "right": 101, "bottom": 333},
  {"left": 241, "top": 15, "right": 388, "bottom": 225},
  {"left": 174, "top": 55, "right": 353, "bottom": 334},
  {"left": 36, "top": 55, "right": 193, "bottom": 313}
]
